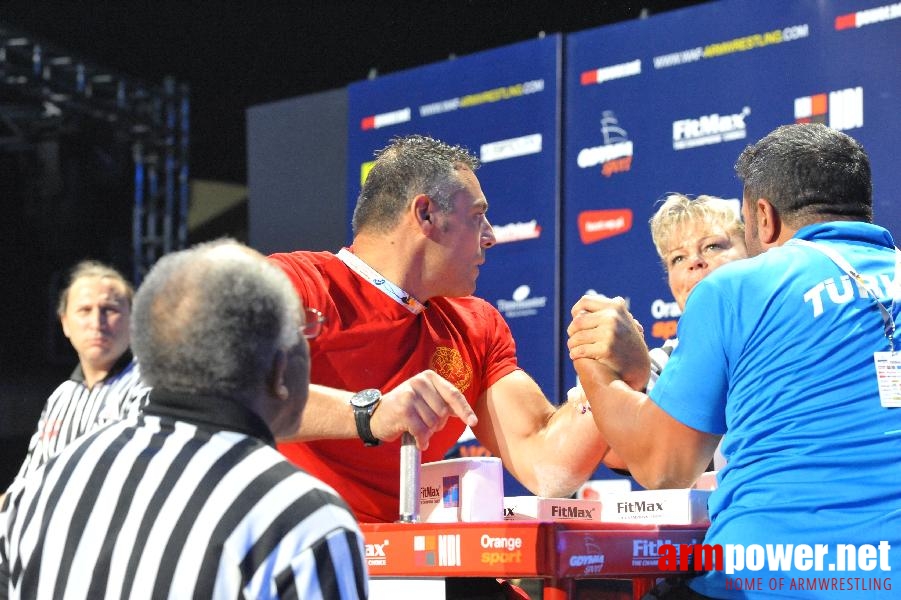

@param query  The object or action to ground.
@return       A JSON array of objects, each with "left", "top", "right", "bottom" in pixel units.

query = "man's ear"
[
  {"left": 756, "top": 198, "right": 781, "bottom": 245},
  {"left": 267, "top": 349, "right": 290, "bottom": 401},
  {"left": 412, "top": 194, "right": 433, "bottom": 228}
]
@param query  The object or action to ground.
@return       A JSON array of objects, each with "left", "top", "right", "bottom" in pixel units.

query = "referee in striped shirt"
[
  {"left": 9, "top": 261, "right": 150, "bottom": 488},
  {"left": 1, "top": 240, "right": 368, "bottom": 599}
]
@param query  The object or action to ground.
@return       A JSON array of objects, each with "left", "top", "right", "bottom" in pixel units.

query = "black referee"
[{"left": 0, "top": 239, "right": 368, "bottom": 599}]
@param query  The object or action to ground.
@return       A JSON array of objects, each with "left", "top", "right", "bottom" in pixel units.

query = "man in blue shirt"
[{"left": 568, "top": 123, "right": 900, "bottom": 599}]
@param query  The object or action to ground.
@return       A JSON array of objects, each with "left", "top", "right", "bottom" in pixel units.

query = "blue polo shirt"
[{"left": 651, "top": 221, "right": 901, "bottom": 598}]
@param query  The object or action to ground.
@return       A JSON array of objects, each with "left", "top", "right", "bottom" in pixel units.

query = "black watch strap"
[{"left": 354, "top": 405, "right": 380, "bottom": 447}]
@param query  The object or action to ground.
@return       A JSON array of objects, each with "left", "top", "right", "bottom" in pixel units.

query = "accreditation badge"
[{"left": 874, "top": 352, "right": 901, "bottom": 408}]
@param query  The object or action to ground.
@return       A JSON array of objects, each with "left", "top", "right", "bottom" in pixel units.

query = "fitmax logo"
[
  {"left": 618, "top": 501, "right": 664, "bottom": 513},
  {"left": 672, "top": 107, "right": 750, "bottom": 150},
  {"left": 551, "top": 505, "right": 597, "bottom": 519},
  {"left": 420, "top": 485, "right": 440, "bottom": 500},
  {"left": 365, "top": 539, "right": 389, "bottom": 566}
]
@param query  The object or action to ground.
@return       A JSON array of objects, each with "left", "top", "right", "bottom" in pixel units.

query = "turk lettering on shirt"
[{"left": 803, "top": 273, "right": 897, "bottom": 318}]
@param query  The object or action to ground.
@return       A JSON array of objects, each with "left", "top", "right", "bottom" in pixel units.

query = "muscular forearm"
[
  {"left": 504, "top": 398, "right": 612, "bottom": 498},
  {"left": 574, "top": 358, "right": 713, "bottom": 489},
  {"left": 278, "top": 372, "right": 478, "bottom": 449},
  {"left": 533, "top": 399, "right": 614, "bottom": 497},
  {"left": 478, "top": 371, "right": 608, "bottom": 498}
]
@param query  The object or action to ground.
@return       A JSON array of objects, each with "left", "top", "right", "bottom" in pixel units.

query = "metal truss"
[{"left": 0, "top": 24, "right": 190, "bottom": 284}]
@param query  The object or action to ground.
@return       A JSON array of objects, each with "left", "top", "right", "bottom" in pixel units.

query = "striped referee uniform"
[
  {"left": 0, "top": 390, "right": 368, "bottom": 600},
  {"left": 12, "top": 351, "right": 150, "bottom": 484}
]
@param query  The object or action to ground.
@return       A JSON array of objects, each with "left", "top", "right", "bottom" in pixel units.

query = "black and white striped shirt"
[
  {"left": 0, "top": 391, "right": 368, "bottom": 600},
  {"left": 12, "top": 352, "right": 150, "bottom": 484}
]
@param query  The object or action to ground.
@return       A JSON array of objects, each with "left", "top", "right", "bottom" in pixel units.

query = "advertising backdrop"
[
  {"left": 563, "top": 0, "right": 901, "bottom": 390},
  {"left": 333, "top": 0, "right": 901, "bottom": 493}
]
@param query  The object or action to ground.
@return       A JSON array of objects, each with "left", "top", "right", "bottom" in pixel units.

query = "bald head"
[{"left": 131, "top": 240, "right": 301, "bottom": 400}]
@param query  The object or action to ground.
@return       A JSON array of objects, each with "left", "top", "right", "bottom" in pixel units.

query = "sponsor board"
[
  {"left": 652, "top": 320, "right": 678, "bottom": 341},
  {"left": 653, "top": 24, "right": 809, "bottom": 69},
  {"left": 651, "top": 299, "right": 682, "bottom": 320},
  {"left": 414, "top": 534, "right": 462, "bottom": 567},
  {"left": 493, "top": 220, "right": 541, "bottom": 244},
  {"left": 794, "top": 87, "right": 863, "bottom": 131},
  {"left": 361, "top": 523, "right": 544, "bottom": 577},
  {"left": 480, "top": 532, "right": 525, "bottom": 567},
  {"left": 497, "top": 285, "right": 548, "bottom": 319},
  {"left": 835, "top": 2, "right": 901, "bottom": 29},
  {"left": 360, "top": 107, "right": 411, "bottom": 130},
  {"left": 554, "top": 529, "right": 706, "bottom": 577},
  {"left": 419, "top": 79, "right": 546, "bottom": 117},
  {"left": 651, "top": 299, "right": 682, "bottom": 340},
  {"left": 580, "top": 59, "right": 642, "bottom": 86},
  {"left": 576, "top": 111, "right": 633, "bottom": 178},
  {"left": 568, "top": 536, "right": 607, "bottom": 575},
  {"left": 672, "top": 107, "right": 750, "bottom": 150},
  {"left": 600, "top": 489, "right": 712, "bottom": 526},
  {"left": 632, "top": 536, "right": 703, "bottom": 568},
  {"left": 503, "top": 496, "right": 603, "bottom": 522},
  {"left": 480, "top": 133, "right": 542, "bottom": 163},
  {"left": 577, "top": 209, "right": 633, "bottom": 244},
  {"left": 365, "top": 538, "right": 390, "bottom": 568},
  {"left": 360, "top": 522, "right": 708, "bottom": 578}
]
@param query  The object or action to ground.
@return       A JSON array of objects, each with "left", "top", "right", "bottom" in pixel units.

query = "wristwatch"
[{"left": 350, "top": 388, "right": 382, "bottom": 447}]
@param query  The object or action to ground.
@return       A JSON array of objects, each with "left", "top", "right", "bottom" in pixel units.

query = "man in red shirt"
[{"left": 271, "top": 134, "right": 645, "bottom": 524}]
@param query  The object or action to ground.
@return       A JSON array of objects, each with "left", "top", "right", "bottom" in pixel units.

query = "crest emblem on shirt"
[{"left": 430, "top": 347, "right": 472, "bottom": 393}]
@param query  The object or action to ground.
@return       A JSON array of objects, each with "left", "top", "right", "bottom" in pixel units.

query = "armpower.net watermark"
[{"left": 658, "top": 541, "right": 892, "bottom": 593}]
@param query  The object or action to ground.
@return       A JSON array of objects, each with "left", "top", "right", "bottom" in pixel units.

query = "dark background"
[
  {"left": 0, "top": 1, "right": 709, "bottom": 486},
  {"left": 0, "top": 1, "right": 710, "bottom": 183}
]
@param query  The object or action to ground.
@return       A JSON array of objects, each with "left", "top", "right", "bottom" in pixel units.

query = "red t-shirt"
[{"left": 269, "top": 249, "right": 520, "bottom": 522}]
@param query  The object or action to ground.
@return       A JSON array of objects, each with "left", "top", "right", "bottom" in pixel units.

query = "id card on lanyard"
[
  {"left": 874, "top": 353, "right": 901, "bottom": 408},
  {"left": 790, "top": 238, "right": 901, "bottom": 408}
]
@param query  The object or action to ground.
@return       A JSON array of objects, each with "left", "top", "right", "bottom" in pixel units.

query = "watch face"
[{"left": 351, "top": 388, "right": 381, "bottom": 408}]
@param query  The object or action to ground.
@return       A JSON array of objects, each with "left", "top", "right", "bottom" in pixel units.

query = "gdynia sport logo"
[{"left": 657, "top": 541, "right": 892, "bottom": 593}]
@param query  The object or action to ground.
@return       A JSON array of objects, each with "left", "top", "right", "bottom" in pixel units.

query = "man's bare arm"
[
  {"left": 471, "top": 370, "right": 615, "bottom": 498},
  {"left": 278, "top": 370, "right": 478, "bottom": 450}
]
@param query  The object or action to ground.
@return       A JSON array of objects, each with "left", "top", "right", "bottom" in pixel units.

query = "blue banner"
[{"left": 563, "top": 0, "right": 901, "bottom": 391}]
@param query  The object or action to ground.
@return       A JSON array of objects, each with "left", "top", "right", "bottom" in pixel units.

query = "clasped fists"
[
  {"left": 567, "top": 294, "right": 650, "bottom": 391},
  {"left": 369, "top": 370, "right": 477, "bottom": 451}
]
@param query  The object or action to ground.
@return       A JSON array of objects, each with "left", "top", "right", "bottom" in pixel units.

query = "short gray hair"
[
  {"left": 649, "top": 193, "right": 744, "bottom": 261},
  {"left": 131, "top": 239, "right": 300, "bottom": 400},
  {"left": 351, "top": 134, "right": 480, "bottom": 234}
]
